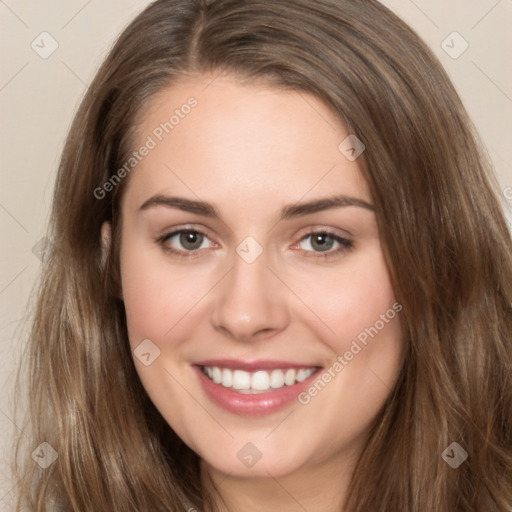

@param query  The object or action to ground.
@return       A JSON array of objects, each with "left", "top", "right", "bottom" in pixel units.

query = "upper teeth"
[{"left": 203, "top": 366, "right": 316, "bottom": 393}]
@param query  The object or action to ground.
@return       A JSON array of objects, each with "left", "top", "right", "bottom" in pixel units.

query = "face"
[{"left": 113, "top": 74, "right": 403, "bottom": 481}]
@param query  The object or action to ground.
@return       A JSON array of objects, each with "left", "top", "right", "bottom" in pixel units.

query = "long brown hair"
[{"left": 13, "top": 0, "right": 512, "bottom": 510}]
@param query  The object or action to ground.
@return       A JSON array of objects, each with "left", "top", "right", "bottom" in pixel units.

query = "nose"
[{"left": 210, "top": 247, "right": 290, "bottom": 343}]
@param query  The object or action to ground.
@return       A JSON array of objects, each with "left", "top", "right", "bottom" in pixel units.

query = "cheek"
[
  {"left": 122, "top": 273, "right": 212, "bottom": 349},
  {"left": 293, "top": 249, "right": 403, "bottom": 432},
  {"left": 119, "top": 238, "right": 209, "bottom": 347},
  {"left": 291, "top": 246, "right": 403, "bottom": 424},
  {"left": 292, "top": 247, "right": 400, "bottom": 352}
]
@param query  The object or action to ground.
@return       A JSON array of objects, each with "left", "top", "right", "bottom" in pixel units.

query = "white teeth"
[
  {"left": 270, "top": 369, "right": 285, "bottom": 388},
  {"left": 232, "top": 370, "right": 251, "bottom": 390},
  {"left": 296, "top": 368, "right": 314, "bottom": 382},
  {"left": 251, "top": 371, "right": 270, "bottom": 391},
  {"left": 221, "top": 368, "right": 232, "bottom": 388},
  {"left": 284, "top": 369, "right": 296, "bottom": 386},
  {"left": 202, "top": 366, "right": 317, "bottom": 393},
  {"left": 212, "top": 367, "right": 222, "bottom": 384}
]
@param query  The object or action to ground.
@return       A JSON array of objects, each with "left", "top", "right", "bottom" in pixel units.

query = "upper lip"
[{"left": 194, "top": 359, "right": 321, "bottom": 371}]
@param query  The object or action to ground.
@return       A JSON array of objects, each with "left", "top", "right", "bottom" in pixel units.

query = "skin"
[{"left": 102, "top": 74, "right": 403, "bottom": 512}]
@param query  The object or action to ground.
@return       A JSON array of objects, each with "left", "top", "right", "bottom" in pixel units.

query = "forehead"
[{"left": 122, "top": 74, "right": 370, "bottom": 212}]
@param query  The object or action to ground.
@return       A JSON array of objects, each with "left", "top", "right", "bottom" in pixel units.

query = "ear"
[{"left": 100, "top": 221, "right": 112, "bottom": 268}]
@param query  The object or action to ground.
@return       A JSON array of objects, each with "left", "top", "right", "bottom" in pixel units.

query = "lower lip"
[{"left": 194, "top": 366, "right": 320, "bottom": 416}]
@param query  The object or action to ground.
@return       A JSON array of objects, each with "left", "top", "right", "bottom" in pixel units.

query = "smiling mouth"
[{"left": 200, "top": 365, "right": 319, "bottom": 394}]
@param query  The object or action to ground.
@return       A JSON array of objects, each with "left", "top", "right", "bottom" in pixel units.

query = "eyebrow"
[{"left": 138, "top": 194, "right": 374, "bottom": 220}]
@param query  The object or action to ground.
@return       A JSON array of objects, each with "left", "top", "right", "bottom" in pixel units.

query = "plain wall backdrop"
[{"left": 1, "top": 0, "right": 511, "bottom": 508}]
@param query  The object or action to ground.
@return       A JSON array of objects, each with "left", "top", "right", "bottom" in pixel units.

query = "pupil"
[
  {"left": 181, "top": 231, "right": 202, "bottom": 250},
  {"left": 312, "top": 233, "right": 333, "bottom": 252}
]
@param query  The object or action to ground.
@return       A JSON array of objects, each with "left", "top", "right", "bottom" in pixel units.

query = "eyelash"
[{"left": 156, "top": 227, "right": 354, "bottom": 261}]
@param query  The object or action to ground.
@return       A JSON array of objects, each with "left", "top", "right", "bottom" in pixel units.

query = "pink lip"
[
  {"left": 195, "top": 359, "right": 317, "bottom": 371},
  {"left": 193, "top": 362, "right": 321, "bottom": 417}
]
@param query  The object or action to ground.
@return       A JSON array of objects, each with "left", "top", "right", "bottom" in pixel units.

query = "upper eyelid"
[
  {"left": 160, "top": 224, "right": 212, "bottom": 237},
  {"left": 294, "top": 224, "right": 353, "bottom": 239},
  {"left": 160, "top": 226, "right": 214, "bottom": 241}
]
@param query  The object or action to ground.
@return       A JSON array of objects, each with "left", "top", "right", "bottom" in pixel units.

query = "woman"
[{"left": 13, "top": 0, "right": 512, "bottom": 510}]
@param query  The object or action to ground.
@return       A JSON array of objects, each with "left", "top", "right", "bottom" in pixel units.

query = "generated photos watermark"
[
  {"left": 93, "top": 97, "right": 198, "bottom": 200},
  {"left": 298, "top": 301, "right": 402, "bottom": 405}
]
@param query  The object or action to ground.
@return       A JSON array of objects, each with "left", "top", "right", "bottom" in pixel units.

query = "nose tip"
[
  {"left": 216, "top": 318, "right": 277, "bottom": 344},
  {"left": 210, "top": 253, "right": 290, "bottom": 343}
]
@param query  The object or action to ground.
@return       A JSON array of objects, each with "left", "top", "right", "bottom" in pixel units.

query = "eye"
[
  {"left": 157, "top": 229, "right": 214, "bottom": 256},
  {"left": 296, "top": 230, "right": 353, "bottom": 259},
  {"left": 156, "top": 227, "right": 353, "bottom": 260}
]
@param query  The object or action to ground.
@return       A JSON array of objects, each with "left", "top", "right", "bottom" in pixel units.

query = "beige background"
[{"left": 1, "top": 0, "right": 511, "bottom": 508}]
